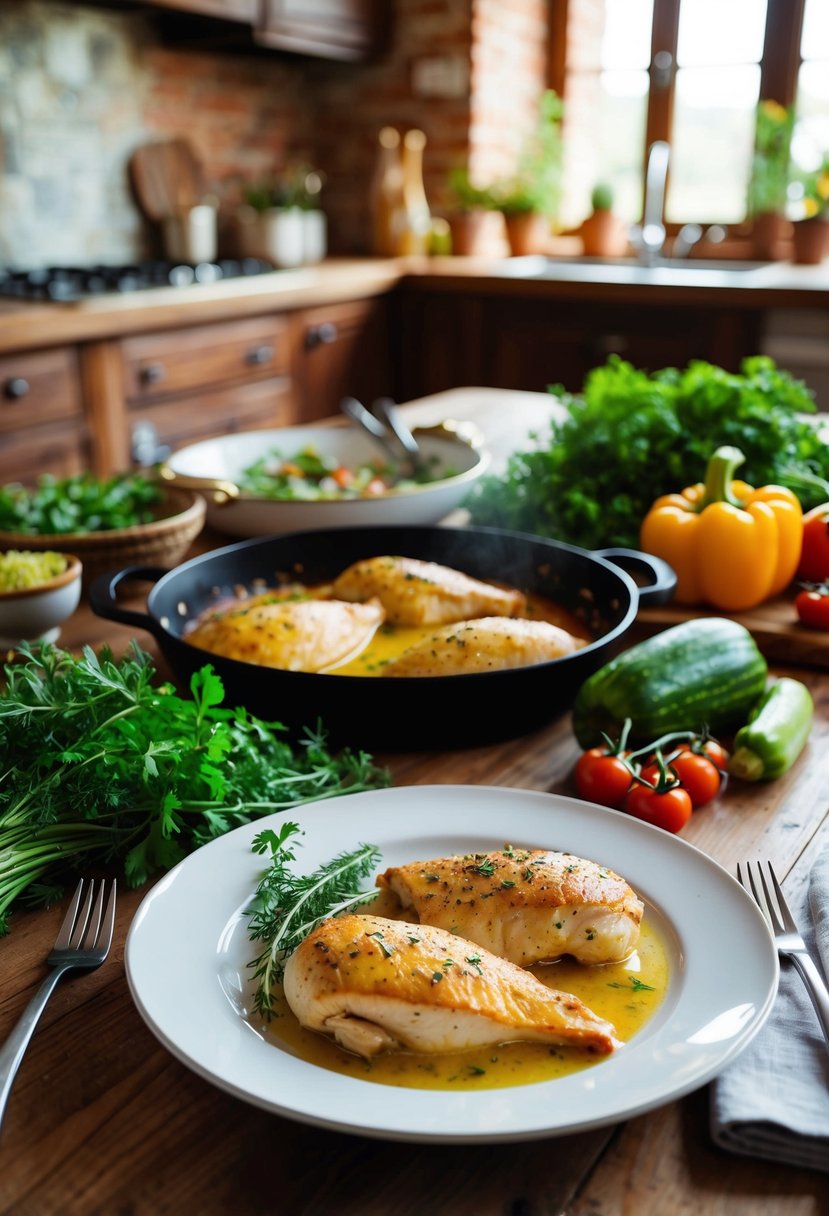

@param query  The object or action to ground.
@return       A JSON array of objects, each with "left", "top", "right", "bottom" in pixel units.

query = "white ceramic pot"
[{"left": 0, "top": 553, "right": 83, "bottom": 645}]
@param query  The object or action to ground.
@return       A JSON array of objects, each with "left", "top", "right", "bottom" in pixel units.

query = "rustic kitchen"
[{"left": 1, "top": 2, "right": 829, "bottom": 1214}]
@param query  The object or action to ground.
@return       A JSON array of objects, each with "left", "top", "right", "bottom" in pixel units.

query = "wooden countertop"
[
  {"left": 1, "top": 389, "right": 828, "bottom": 1215},
  {"left": 1, "top": 253, "right": 827, "bottom": 355}
]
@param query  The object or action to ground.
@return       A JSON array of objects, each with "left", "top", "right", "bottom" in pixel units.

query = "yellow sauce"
[{"left": 255, "top": 903, "right": 668, "bottom": 1092}]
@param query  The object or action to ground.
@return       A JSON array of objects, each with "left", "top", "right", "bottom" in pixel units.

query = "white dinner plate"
[{"left": 125, "top": 786, "right": 778, "bottom": 1143}]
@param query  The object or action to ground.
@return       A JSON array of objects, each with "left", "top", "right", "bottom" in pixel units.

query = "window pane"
[
  {"left": 568, "top": 0, "right": 653, "bottom": 72},
  {"left": 560, "top": 69, "right": 649, "bottom": 228},
  {"left": 667, "top": 65, "right": 760, "bottom": 223},
  {"left": 802, "top": 0, "right": 829, "bottom": 60},
  {"left": 677, "top": 0, "right": 767, "bottom": 67},
  {"left": 791, "top": 62, "right": 829, "bottom": 180}
]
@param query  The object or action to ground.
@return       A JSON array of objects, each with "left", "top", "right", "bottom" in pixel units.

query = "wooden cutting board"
[
  {"left": 128, "top": 138, "right": 207, "bottom": 221},
  {"left": 634, "top": 592, "right": 829, "bottom": 669}
]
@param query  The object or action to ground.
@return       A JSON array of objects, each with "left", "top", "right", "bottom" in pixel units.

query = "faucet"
[{"left": 632, "top": 141, "right": 670, "bottom": 265}]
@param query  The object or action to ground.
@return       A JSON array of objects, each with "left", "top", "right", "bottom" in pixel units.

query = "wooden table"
[{"left": 2, "top": 390, "right": 828, "bottom": 1215}]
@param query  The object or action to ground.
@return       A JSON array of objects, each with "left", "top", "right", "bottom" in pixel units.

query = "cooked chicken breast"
[
  {"left": 377, "top": 848, "right": 643, "bottom": 966},
  {"left": 382, "top": 616, "right": 581, "bottom": 676},
  {"left": 330, "top": 555, "right": 526, "bottom": 626},
  {"left": 185, "top": 596, "right": 384, "bottom": 672},
  {"left": 283, "top": 913, "right": 620, "bottom": 1058}
]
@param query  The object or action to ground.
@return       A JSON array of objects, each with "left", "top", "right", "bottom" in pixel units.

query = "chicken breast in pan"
[
  {"left": 382, "top": 616, "right": 582, "bottom": 676},
  {"left": 377, "top": 848, "right": 644, "bottom": 966},
  {"left": 283, "top": 913, "right": 620, "bottom": 1059},
  {"left": 329, "top": 555, "right": 526, "bottom": 626},
  {"left": 185, "top": 596, "right": 385, "bottom": 672}
]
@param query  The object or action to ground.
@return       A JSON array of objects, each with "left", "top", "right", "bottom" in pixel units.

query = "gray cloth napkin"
[{"left": 709, "top": 847, "right": 829, "bottom": 1173}]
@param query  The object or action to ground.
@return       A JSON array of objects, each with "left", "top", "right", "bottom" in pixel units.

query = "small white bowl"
[
  {"left": 0, "top": 552, "right": 83, "bottom": 646},
  {"left": 160, "top": 421, "right": 490, "bottom": 538}
]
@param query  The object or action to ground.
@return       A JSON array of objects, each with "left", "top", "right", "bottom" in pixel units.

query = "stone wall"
[{"left": 0, "top": 0, "right": 550, "bottom": 266}]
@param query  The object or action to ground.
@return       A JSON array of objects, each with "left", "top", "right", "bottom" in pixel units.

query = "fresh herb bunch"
[
  {"left": 465, "top": 355, "right": 829, "bottom": 552},
  {"left": 246, "top": 822, "right": 381, "bottom": 1016},
  {"left": 0, "top": 471, "right": 163, "bottom": 535},
  {"left": 0, "top": 642, "right": 390, "bottom": 934}
]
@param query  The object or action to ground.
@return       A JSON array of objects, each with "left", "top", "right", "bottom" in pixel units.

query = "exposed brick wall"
[{"left": 0, "top": 0, "right": 556, "bottom": 265}]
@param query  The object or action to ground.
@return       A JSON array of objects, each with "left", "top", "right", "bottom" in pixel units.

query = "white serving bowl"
[
  {"left": 159, "top": 421, "right": 490, "bottom": 538},
  {"left": 0, "top": 552, "right": 83, "bottom": 646}
]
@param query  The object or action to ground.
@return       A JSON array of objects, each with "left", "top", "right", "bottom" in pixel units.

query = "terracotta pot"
[
  {"left": 751, "top": 210, "right": 789, "bottom": 260},
  {"left": 446, "top": 209, "right": 493, "bottom": 257},
  {"left": 580, "top": 209, "right": 629, "bottom": 258},
  {"left": 503, "top": 211, "right": 551, "bottom": 256},
  {"left": 791, "top": 216, "right": 829, "bottom": 265}
]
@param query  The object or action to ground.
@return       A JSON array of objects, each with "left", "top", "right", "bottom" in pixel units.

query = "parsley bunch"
[
  {"left": 465, "top": 355, "right": 829, "bottom": 552},
  {"left": 0, "top": 642, "right": 390, "bottom": 934},
  {"left": 0, "top": 471, "right": 163, "bottom": 534}
]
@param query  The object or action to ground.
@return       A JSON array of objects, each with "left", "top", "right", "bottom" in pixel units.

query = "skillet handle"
[
  {"left": 593, "top": 548, "right": 676, "bottom": 606},
  {"left": 88, "top": 566, "right": 169, "bottom": 636}
]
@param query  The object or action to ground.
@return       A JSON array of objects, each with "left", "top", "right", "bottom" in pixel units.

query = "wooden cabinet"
[
  {"left": 256, "top": 0, "right": 389, "bottom": 61},
  {"left": 120, "top": 315, "right": 296, "bottom": 464},
  {"left": 141, "top": 0, "right": 256, "bottom": 20},
  {"left": 0, "top": 347, "right": 90, "bottom": 484},
  {"left": 291, "top": 296, "right": 392, "bottom": 421},
  {"left": 396, "top": 287, "right": 764, "bottom": 400}
]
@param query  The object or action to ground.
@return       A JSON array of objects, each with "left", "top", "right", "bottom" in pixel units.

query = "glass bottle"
[
  {"left": 398, "top": 128, "right": 432, "bottom": 256},
  {"left": 369, "top": 126, "right": 405, "bottom": 257}
]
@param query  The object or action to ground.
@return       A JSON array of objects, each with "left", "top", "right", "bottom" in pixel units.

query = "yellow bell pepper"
[{"left": 640, "top": 446, "right": 803, "bottom": 611}]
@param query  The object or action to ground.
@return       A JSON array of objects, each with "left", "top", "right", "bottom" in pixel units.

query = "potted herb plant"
[
  {"left": 579, "top": 182, "right": 629, "bottom": 258},
  {"left": 240, "top": 166, "right": 326, "bottom": 267},
  {"left": 444, "top": 166, "right": 498, "bottom": 256},
  {"left": 790, "top": 155, "right": 829, "bottom": 264},
  {"left": 747, "top": 99, "right": 795, "bottom": 260},
  {"left": 493, "top": 90, "right": 564, "bottom": 256}
]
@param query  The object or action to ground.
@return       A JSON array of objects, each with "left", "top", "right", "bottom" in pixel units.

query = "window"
[{"left": 555, "top": 0, "right": 829, "bottom": 237}]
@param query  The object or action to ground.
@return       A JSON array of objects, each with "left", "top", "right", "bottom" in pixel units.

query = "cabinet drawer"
[
  {"left": 128, "top": 377, "right": 297, "bottom": 459},
  {"left": 122, "top": 317, "right": 292, "bottom": 403},
  {"left": 0, "top": 347, "right": 82, "bottom": 434},
  {"left": 0, "top": 419, "right": 90, "bottom": 485}
]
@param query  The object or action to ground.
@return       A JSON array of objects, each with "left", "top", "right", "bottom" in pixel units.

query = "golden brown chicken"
[
  {"left": 377, "top": 848, "right": 643, "bottom": 966},
  {"left": 329, "top": 555, "right": 526, "bottom": 626},
  {"left": 382, "top": 616, "right": 582, "bottom": 676},
  {"left": 282, "top": 913, "right": 620, "bottom": 1058},
  {"left": 185, "top": 596, "right": 384, "bottom": 672}
]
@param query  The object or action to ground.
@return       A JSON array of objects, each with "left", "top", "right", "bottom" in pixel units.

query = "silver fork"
[
  {"left": 738, "top": 860, "right": 829, "bottom": 1048},
  {"left": 0, "top": 877, "right": 117, "bottom": 1133}
]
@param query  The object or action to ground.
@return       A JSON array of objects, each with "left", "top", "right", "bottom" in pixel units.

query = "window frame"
[{"left": 549, "top": 0, "right": 808, "bottom": 242}]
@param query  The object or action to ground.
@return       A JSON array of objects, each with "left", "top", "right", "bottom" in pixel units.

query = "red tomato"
[
  {"left": 797, "top": 504, "right": 829, "bottom": 582},
  {"left": 622, "top": 783, "right": 693, "bottom": 833},
  {"left": 331, "top": 466, "right": 354, "bottom": 489},
  {"left": 666, "top": 751, "right": 722, "bottom": 807},
  {"left": 795, "top": 586, "right": 829, "bottom": 630},
  {"left": 573, "top": 748, "right": 633, "bottom": 808},
  {"left": 677, "top": 738, "right": 729, "bottom": 771}
]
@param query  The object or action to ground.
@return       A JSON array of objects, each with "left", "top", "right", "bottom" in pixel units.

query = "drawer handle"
[
  {"left": 139, "top": 362, "right": 166, "bottom": 386},
  {"left": 245, "top": 344, "right": 274, "bottom": 366},
  {"left": 305, "top": 322, "right": 338, "bottom": 350},
  {"left": 3, "top": 377, "right": 30, "bottom": 400}
]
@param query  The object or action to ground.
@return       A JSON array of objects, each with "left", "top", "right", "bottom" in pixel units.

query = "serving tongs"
[{"left": 339, "top": 396, "right": 428, "bottom": 479}]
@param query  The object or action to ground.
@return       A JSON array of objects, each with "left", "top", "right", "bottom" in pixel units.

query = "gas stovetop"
[{"left": 0, "top": 258, "right": 276, "bottom": 302}]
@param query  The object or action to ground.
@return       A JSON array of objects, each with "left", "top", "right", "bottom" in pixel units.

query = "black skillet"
[{"left": 89, "top": 525, "right": 676, "bottom": 751}]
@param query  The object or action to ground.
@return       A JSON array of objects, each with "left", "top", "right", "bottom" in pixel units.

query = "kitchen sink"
[{"left": 498, "top": 254, "right": 773, "bottom": 280}]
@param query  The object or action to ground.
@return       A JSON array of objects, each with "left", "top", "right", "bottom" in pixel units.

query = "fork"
[
  {"left": 738, "top": 860, "right": 829, "bottom": 1049},
  {"left": 0, "top": 877, "right": 117, "bottom": 1133}
]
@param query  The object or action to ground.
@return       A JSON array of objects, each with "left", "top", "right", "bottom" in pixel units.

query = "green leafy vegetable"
[
  {"left": 465, "top": 355, "right": 829, "bottom": 551},
  {"left": 0, "top": 471, "right": 163, "bottom": 534},
  {"left": 246, "top": 822, "right": 381, "bottom": 1016},
  {"left": 0, "top": 641, "right": 390, "bottom": 934}
]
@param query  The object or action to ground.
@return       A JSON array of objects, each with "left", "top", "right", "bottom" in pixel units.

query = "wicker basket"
[{"left": 0, "top": 486, "right": 206, "bottom": 588}]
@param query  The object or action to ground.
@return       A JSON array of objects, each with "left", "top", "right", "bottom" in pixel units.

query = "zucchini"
[
  {"left": 571, "top": 617, "right": 768, "bottom": 749},
  {"left": 728, "top": 677, "right": 814, "bottom": 782}
]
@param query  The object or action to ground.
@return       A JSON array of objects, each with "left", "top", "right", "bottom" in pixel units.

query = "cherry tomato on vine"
[
  {"left": 574, "top": 748, "right": 633, "bottom": 808},
  {"left": 676, "top": 737, "right": 730, "bottom": 772},
  {"left": 622, "top": 783, "right": 692, "bottom": 833},
  {"left": 795, "top": 585, "right": 829, "bottom": 630},
  {"left": 665, "top": 751, "right": 722, "bottom": 807}
]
